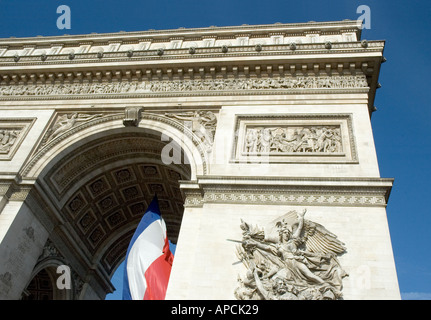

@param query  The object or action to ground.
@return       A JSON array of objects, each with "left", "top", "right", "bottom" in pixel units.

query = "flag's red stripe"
[{"left": 143, "top": 236, "right": 173, "bottom": 300}]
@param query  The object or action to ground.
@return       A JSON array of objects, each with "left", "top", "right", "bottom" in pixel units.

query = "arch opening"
[
  {"left": 22, "top": 268, "right": 54, "bottom": 300},
  {"left": 22, "top": 124, "right": 196, "bottom": 299},
  {"left": 21, "top": 264, "right": 72, "bottom": 300}
]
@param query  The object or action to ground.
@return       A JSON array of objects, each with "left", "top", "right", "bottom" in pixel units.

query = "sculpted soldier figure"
[{"left": 235, "top": 209, "right": 348, "bottom": 300}]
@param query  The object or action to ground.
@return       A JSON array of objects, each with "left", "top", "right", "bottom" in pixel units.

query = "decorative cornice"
[
  {"left": 0, "top": 180, "right": 33, "bottom": 201},
  {"left": 0, "top": 20, "right": 363, "bottom": 47},
  {"left": 0, "top": 21, "right": 384, "bottom": 113},
  {"left": 0, "top": 41, "right": 383, "bottom": 67},
  {"left": 181, "top": 176, "right": 393, "bottom": 207}
]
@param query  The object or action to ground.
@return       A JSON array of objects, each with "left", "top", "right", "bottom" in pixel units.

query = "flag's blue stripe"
[{"left": 169, "top": 241, "right": 176, "bottom": 256}]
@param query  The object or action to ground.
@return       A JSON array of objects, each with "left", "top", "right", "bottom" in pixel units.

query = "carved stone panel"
[
  {"left": 41, "top": 112, "right": 104, "bottom": 145},
  {"left": 233, "top": 114, "right": 356, "bottom": 163},
  {"left": 0, "top": 75, "right": 369, "bottom": 99},
  {"left": 0, "top": 118, "right": 35, "bottom": 160},
  {"left": 234, "top": 209, "right": 347, "bottom": 300},
  {"left": 165, "top": 110, "right": 217, "bottom": 151}
]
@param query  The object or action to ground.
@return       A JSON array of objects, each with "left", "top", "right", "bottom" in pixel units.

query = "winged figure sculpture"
[{"left": 235, "top": 209, "right": 348, "bottom": 300}]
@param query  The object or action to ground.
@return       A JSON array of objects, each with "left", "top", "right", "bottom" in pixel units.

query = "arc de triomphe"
[{"left": 0, "top": 20, "right": 400, "bottom": 300}]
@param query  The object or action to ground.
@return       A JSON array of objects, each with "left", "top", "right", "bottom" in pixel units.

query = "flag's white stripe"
[{"left": 126, "top": 218, "right": 167, "bottom": 300}]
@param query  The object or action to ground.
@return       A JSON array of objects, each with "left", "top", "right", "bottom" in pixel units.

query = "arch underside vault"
[{"left": 25, "top": 127, "right": 192, "bottom": 297}]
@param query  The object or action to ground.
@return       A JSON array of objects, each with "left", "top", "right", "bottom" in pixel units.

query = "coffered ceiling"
[{"left": 37, "top": 130, "right": 191, "bottom": 276}]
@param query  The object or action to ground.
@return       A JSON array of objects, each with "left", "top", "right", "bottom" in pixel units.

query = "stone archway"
[
  {"left": 22, "top": 268, "right": 54, "bottom": 300},
  {"left": 21, "top": 259, "right": 73, "bottom": 300},
  {"left": 16, "top": 120, "right": 201, "bottom": 299}
]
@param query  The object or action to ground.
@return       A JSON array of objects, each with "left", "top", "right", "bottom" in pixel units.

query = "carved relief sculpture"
[
  {"left": 149, "top": 75, "right": 368, "bottom": 92},
  {"left": 244, "top": 126, "right": 342, "bottom": 154},
  {"left": 0, "top": 75, "right": 368, "bottom": 97},
  {"left": 0, "top": 129, "right": 20, "bottom": 154},
  {"left": 234, "top": 209, "right": 348, "bottom": 300},
  {"left": 44, "top": 113, "right": 103, "bottom": 144},
  {"left": 165, "top": 111, "right": 217, "bottom": 150},
  {"left": 0, "top": 119, "right": 35, "bottom": 160}
]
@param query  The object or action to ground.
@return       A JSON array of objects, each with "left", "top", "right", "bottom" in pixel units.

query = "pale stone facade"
[{"left": 0, "top": 20, "right": 399, "bottom": 299}]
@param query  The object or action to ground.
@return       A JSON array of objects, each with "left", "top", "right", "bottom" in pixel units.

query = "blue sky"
[{"left": 0, "top": 0, "right": 430, "bottom": 300}]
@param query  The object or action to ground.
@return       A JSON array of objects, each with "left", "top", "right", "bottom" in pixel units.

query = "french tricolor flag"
[{"left": 122, "top": 195, "right": 174, "bottom": 300}]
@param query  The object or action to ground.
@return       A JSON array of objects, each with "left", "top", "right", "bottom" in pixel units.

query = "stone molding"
[
  {"left": 0, "top": 41, "right": 384, "bottom": 66},
  {"left": 0, "top": 20, "right": 362, "bottom": 47},
  {"left": 181, "top": 177, "right": 393, "bottom": 208},
  {"left": 0, "top": 19, "right": 374, "bottom": 67},
  {"left": 0, "top": 180, "right": 33, "bottom": 201},
  {"left": 0, "top": 21, "right": 384, "bottom": 114}
]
